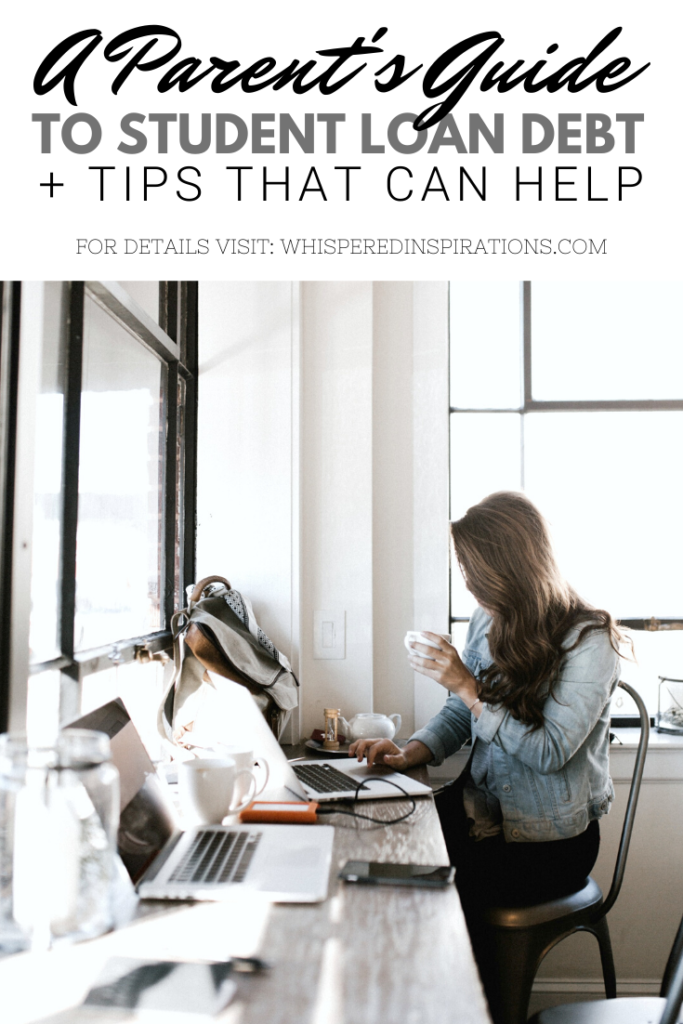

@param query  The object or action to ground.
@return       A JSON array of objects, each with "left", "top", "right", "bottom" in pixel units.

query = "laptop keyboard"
[
  {"left": 293, "top": 763, "right": 369, "bottom": 794},
  {"left": 169, "top": 829, "right": 262, "bottom": 885}
]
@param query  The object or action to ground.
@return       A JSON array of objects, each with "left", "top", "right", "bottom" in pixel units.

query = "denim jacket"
[{"left": 410, "top": 607, "right": 620, "bottom": 842}]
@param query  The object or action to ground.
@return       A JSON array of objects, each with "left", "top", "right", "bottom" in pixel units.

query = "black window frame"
[
  {"left": 0, "top": 280, "right": 198, "bottom": 733},
  {"left": 448, "top": 280, "right": 683, "bottom": 635}
]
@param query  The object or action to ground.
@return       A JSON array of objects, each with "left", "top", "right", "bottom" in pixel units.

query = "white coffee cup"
[
  {"left": 216, "top": 745, "right": 270, "bottom": 806},
  {"left": 404, "top": 631, "right": 446, "bottom": 661},
  {"left": 179, "top": 757, "right": 257, "bottom": 825}
]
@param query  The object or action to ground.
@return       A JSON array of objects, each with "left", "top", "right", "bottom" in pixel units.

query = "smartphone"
[{"left": 339, "top": 861, "right": 455, "bottom": 888}]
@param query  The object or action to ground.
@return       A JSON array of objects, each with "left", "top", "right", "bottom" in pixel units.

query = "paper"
[{"left": 84, "top": 957, "right": 237, "bottom": 1015}]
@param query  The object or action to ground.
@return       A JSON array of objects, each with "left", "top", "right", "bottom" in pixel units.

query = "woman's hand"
[
  {"left": 348, "top": 738, "right": 433, "bottom": 770},
  {"left": 407, "top": 632, "right": 482, "bottom": 714}
]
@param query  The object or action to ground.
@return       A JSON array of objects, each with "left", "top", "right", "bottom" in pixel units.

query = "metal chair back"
[
  {"left": 660, "top": 955, "right": 683, "bottom": 1024},
  {"left": 597, "top": 679, "right": 650, "bottom": 919},
  {"left": 529, "top": 908, "right": 683, "bottom": 1023},
  {"left": 480, "top": 679, "right": 651, "bottom": 1024}
]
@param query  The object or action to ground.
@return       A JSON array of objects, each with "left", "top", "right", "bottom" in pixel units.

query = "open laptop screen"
[{"left": 68, "top": 699, "right": 177, "bottom": 883}]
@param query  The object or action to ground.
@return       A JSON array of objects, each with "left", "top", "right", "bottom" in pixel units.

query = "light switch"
[
  {"left": 313, "top": 610, "right": 346, "bottom": 659},
  {"left": 322, "top": 621, "right": 335, "bottom": 648}
]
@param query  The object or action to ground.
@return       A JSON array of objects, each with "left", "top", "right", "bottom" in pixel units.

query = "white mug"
[
  {"left": 404, "top": 631, "right": 448, "bottom": 661},
  {"left": 216, "top": 745, "right": 270, "bottom": 807},
  {"left": 179, "top": 757, "right": 257, "bottom": 825}
]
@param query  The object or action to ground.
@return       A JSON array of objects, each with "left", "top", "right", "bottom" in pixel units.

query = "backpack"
[{"left": 158, "top": 576, "right": 299, "bottom": 748}]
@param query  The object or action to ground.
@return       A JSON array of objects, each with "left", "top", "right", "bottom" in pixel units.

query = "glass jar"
[
  {"left": 0, "top": 729, "right": 120, "bottom": 952},
  {"left": 656, "top": 677, "right": 683, "bottom": 735}
]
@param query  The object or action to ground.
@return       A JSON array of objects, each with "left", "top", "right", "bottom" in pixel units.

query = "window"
[
  {"left": 0, "top": 282, "right": 198, "bottom": 750},
  {"left": 449, "top": 281, "right": 683, "bottom": 716}
]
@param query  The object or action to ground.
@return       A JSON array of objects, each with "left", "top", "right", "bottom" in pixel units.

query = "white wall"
[
  {"left": 197, "top": 281, "right": 449, "bottom": 740},
  {"left": 411, "top": 282, "right": 452, "bottom": 728},
  {"left": 299, "top": 282, "right": 375, "bottom": 735},
  {"left": 196, "top": 282, "right": 301, "bottom": 730},
  {"left": 371, "top": 283, "right": 416, "bottom": 733}
]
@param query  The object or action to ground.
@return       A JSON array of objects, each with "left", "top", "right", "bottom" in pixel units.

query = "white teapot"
[{"left": 339, "top": 712, "right": 402, "bottom": 742}]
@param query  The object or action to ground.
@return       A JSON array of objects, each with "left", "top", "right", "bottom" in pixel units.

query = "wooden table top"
[{"left": 2, "top": 760, "right": 491, "bottom": 1024}]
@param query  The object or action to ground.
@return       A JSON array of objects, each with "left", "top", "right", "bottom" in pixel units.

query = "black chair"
[
  {"left": 476, "top": 680, "right": 650, "bottom": 1024},
  {"left": 528, "top": 909, "right": 683, "bottom": 1023}
]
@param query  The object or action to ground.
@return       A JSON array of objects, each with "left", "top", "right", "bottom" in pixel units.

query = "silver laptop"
[
  {"left": 204, "top": 673, "right": 434, "bottom": 805},
  {"left": 70, "top": 700, "right": 334, "bottom": 903},
  {"left": 288, "top": 758, "right": 434, "bottom": 803}
]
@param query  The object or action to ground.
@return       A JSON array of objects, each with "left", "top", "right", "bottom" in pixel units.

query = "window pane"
[
  {"left": 75, "top": 294, "right": 164, "bottom": 651},
  {"left": 450, "top": 622, "right": 470, "bottom": 652},
  {"left": 531, "top": 282, "right": 683, "bottom": 401},
  {"left": 117, "top": 282, "right": 160, "bottom": 325},
  {"left": 524, "top": 411, "right": 683, "bottom": 617},
  {"left": 80, "top": 660, "right": 169, "bottom": 762},
  {"left": 29, "top": 283, "right": 67, "bottom": 664},
  {"left": 450, "top": 413, "right": 522, "bottom": 615},
  {"left": 26, "top": 670, "right": 61, "bottom": 746},
  {"left": 450, "top": 282, "right": 521, "bottom": 409},
  {"left": 612, "top": 630, "right": 683, "bottom": 717}
]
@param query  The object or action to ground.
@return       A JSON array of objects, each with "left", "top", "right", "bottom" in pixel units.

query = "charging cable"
[{"left": 316, "top": 777, "right": 417, "bottom": 826}]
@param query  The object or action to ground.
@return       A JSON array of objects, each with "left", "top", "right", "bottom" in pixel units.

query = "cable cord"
[{"left": 316, "top": 777, "right": 417, "bottom": 826}]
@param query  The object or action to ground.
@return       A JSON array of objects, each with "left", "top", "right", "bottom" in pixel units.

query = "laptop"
[
  {"left": 69, "top": 700, "right": 334, "bottom": 903},
  {"left": 201, "top": 673, "right": 434, "bottom": 805}
]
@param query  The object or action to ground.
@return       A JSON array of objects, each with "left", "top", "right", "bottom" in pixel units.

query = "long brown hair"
[{"left": 451, "top": 491, "right": 622, "bottom": 729}]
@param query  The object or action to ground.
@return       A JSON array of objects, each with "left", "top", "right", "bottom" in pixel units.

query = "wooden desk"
[{"left": 2, "top": 767, "right": 491, "bottom": 1024}]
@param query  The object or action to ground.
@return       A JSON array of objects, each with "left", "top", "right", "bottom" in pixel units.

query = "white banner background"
[{"left": 0, "top": 0, "right": 678, "bottom": 280}]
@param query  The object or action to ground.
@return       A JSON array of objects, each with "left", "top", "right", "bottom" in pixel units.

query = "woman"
[{"left": 349, "top": 491, "right": 622, "bottom": 910}]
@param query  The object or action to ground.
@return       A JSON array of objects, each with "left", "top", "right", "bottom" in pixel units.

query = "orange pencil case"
[{"left": 239, "top": 800, "right": 319, "bottom": 824}]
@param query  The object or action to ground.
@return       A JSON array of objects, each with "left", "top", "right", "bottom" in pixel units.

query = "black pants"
[
  {"left": 436, "top": 775, "right": 601, "bottom": 1024},
  {"left": 435, "top": 775, "right": 601, "bottom": 910}
]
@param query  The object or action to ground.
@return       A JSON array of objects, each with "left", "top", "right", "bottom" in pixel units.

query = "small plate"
[{"left": 304, "top": 738, "right": 352, "bottom": 759}]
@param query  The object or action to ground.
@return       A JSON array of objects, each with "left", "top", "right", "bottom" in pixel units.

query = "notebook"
[
  {"left": 84, "top": 958, "right": 237, "bottom": 1015},
  {"left": 69, "top": 700, "right": 334, "bottom": 903}
]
